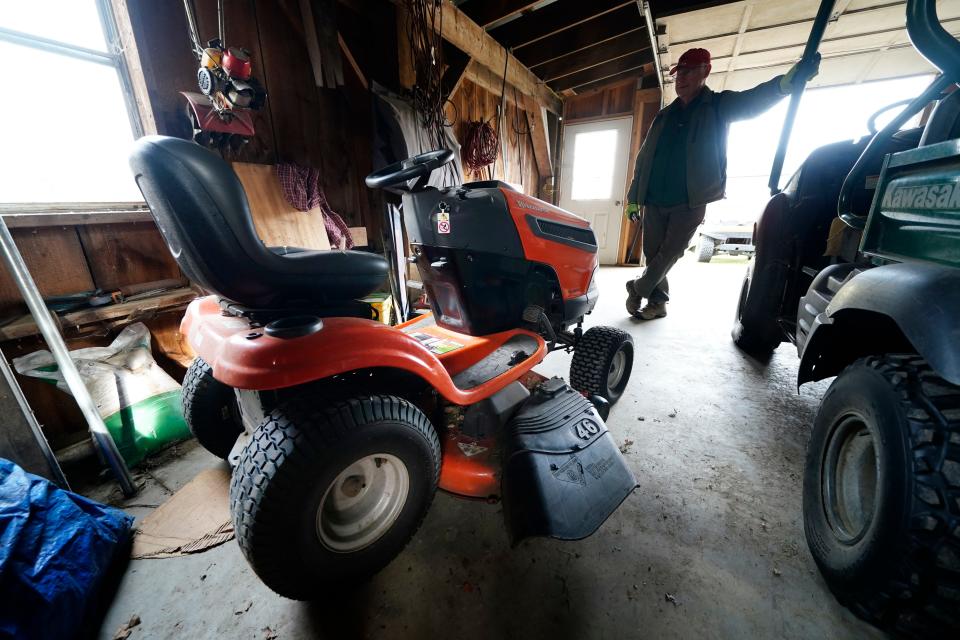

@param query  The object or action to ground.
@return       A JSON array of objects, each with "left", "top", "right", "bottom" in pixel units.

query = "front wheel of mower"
[
  {"left": 230, "top": 395, "right": 441, "bottom": 600},
  {"left": 182, "top": 358, "right": 243, "bottom": 459},
  {"left": 803, "top": 355, "right": 960, "bottom": 637},
  {"left": 571, "top": 326, "right": 634, "bottom": 405}
]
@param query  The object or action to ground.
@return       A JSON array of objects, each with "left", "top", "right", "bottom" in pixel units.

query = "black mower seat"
[{"left": 129, "top": 136, "right": 387, "bottom": 309}]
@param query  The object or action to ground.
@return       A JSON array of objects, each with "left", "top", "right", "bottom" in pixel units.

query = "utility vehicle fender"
[{"left": 798, "top": 262, "right": 960, "bottom": 385}]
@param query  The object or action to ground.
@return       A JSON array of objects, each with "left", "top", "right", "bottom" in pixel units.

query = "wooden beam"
[
  {"left": 525, "top": 98, "right": 552, "bottom": 179},
  {"left": 572, "top": 68, "right": 648, "bottom": 95},
  {"left": 514, "top": 5, "right": 644, "bottom": 69},
  {"left": 490, "top": 0, "right": 633, "bottom": 50},
  {"left": 338, "top": 32, "right": 368, "bottom": 90},
  {"left": 462, "top": 61, "right": 524, "bottom": 108},
  {"left": 109, "top": 0, "right": 158, "bottom": 135},
  {"left": 418, "top": 1, "right": 562, "bottom": 113},
  {"left": 537, "top": 34, "right": 650, "bottom": 82},
  {"left": 396, "top": 3, "right": 415, "bottom": 90},
  {"left": 549, "top": 51, "right": 651, "bottom": 92},
  {"left": 441, "top": 45, "right": 471, "bottom": 100},
  {"left": 461, "top": 0, "right": 541, "bottom": 28}
]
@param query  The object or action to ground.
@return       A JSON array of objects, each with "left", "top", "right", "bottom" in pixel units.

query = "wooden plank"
[
  {"left": 513, "top": 6, "right": 644, "bottom": 69},
  {"left": 537, "top": 34, "right": 650, "bottom": 82},
  {"left": 0, "top": 228, "right": 95, "bottom": 316},
  {"left": 525, "top": 100, "right": 553, "bottom": 179},
  {"left": 0, "top": 288, "right": 197, "bottom": 341},
  {"left": 573, "top": 68, "right": 648, "bottom": 95},
  {"left": 232, "top": 162, "right": 333, "bottom": 251},
  {"left": 461, "top": 0, "right": 541, "bottom": 28},
  {"left": 462, "top": 61, "right": 526, "bottom": 108},
  {"left": 550, "top": 51, "right": 651, "bottom": 92},
  {"left": 77, "top": 222, "right": 183, "bottom": 291},
  {"left": 405, "top": 0, "right": 562, "bottom": 113},
  {"left": 338, "top": 32, "right": 368, "bottom": 89},
  {"left": 490, "top": 0, "right": 634, "bottom": 50},
  {"left": 300, "top": 0, "right": 327, "bottom": 87},
  {"left": 109, "top": 0, "right": 158, "bottom": 134},
  {"left": 442, "top": 46, "right": 471, "bottom": 101},
  {"left": 2, "top": 211, "right": 153, "bottom": 228},
  {"left": 396, "top": 3, "right": 415, "bottom": 89}
]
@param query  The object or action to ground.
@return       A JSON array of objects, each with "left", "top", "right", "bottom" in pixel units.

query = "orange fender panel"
[
  {"left": 438, "top": 432, "right": 499, "bottom": 498},
  {"left": 180, "top": 296, "right": 546, "bottom": 405}
]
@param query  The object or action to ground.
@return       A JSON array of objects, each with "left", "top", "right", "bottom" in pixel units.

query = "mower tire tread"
[
  {"left": 181, "top": 357, "right": 242, "bottom": 459},
  {"left": 571, "top": 326, "right": 634, "bottom": 404},
  {"left": 230, "top": 394, "right": 440, "bottom": 600},
  {"left": 804, "top": 355, "right": 960, "bottom": 638}
]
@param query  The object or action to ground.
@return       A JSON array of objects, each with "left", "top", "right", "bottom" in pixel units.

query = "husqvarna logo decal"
[
  {"left": 437, "top": 201, "right": 451, "bottom": 234},
  {"left": 514, "top": 196, "right": 550, "bottom": 214}
]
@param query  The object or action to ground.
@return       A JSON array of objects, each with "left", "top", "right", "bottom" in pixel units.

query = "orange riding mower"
[{"left": 129, "top": 137, "right": 636, "bottom": 599}]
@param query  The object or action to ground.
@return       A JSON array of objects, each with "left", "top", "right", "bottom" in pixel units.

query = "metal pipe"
[
  {"left": 0, "top": 218, "right": 136, "bottom": 496},
  {"left": 768, "top": 0, "right": 837, "bottom": 195},
  {"left": 907, "top": 0, "right": 960, "bottom": 80},
  {"left": 0, "top": 348, "right": 70, "bottom": 490},
  {"left": 182, "top": 0, "right": 204, "bottom": 57},
  {"left": 640, "top": 1, "right": 663, "bottom": 105},
  {"left": 217, "top": 0, "right": 226, "bottom": 46}
]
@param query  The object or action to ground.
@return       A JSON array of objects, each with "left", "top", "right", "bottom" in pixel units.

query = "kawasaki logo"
[{"left": 881, "top": 181, "right": 960, "bottom": 210}]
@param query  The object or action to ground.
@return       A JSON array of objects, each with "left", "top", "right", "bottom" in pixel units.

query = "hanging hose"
[{"left": 462, "top": 120, "right": 498, "bottom": 172}]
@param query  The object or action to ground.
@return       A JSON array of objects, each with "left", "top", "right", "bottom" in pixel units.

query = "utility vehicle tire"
[
  {"left": 697, "top": 235, "right": 715, "bottom": 263},
  {"left": 182, "top": 358, "right": 242, "bottom": 459},
  {"left": 230, "top": 394, "right": 441, "bottom": 600},
  {"left": 803, "top": 355, "right": 960, "bottom": 638},
  {"left": 571, "top": 327, "right": 634, "bottom": 405},
  {"left": 731, "top": 263, "right": 781, "bottom": 359}
]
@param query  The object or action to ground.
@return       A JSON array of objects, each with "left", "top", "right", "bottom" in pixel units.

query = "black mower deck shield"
[{"left": 501, "top": 379, "right": 637, "bottom": 543}]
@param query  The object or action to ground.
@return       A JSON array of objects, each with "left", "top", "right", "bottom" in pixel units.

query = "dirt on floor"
[{"left": 91, "top": 254, "right": 882, "bottom": 640}]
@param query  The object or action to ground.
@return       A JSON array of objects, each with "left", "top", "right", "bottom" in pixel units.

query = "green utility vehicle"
[{"left": 732, "top": 0, "right": 959, "bottom": 635}]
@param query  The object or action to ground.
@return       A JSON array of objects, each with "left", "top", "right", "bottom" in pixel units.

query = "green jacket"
[{"left": 627, "top": 77, "right": 787, "bottom": 209}]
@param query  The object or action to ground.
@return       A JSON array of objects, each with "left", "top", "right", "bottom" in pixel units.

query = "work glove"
[
  {"left": 625, "top": 202, "right": 640, "bottom": 223},
  {"left": 780, "top": 52, "right": 820, "bottom": 94}
]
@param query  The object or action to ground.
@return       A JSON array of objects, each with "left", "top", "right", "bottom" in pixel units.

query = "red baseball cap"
[{"left": 669, "top": 48, "right": 711, "bottom": 75}]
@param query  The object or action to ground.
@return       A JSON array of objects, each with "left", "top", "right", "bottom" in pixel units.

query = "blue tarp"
[{"left": 0, "top": 459, "right": 133, "bottom": 640}]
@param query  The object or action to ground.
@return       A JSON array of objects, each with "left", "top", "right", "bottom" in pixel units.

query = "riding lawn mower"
[{"left": 129, "top": 138, "right": 637, "bottom": 599}]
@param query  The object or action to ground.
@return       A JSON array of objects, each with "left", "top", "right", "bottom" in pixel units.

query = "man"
[{"left": 624, "top": 47, "right": 817, "bottom": 320}]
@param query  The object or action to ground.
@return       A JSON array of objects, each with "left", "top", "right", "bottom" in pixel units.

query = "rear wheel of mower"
[
  {"left": 803, "top": 355, "right": 960, "bottom": 637},
  {"left": 571, "top": 327, "right": 634, "bottom": 405},
  {"left": 230, "top": 394, "right": 441, "bottom": 600},
  {"left": 181, "top": 358, "right": 243, "bottom": 459},
  {"left": 697, "top": 235, "right": 715, "bottom": 263},
  {"left": 731, "top": 263, "right": 781, "bottom": 359}
]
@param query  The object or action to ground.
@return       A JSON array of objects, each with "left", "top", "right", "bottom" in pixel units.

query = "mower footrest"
[{"left": 501, "top": 378, "right": 636, "bottom": 543}]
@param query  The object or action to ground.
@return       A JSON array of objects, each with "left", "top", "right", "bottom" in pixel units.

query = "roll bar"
[{"left": 838, "top": 0, "right": 960, "bottom": 228}]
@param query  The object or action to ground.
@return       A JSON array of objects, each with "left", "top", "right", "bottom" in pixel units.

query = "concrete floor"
[{"left": 93, "top": 254, "right": 883, "bottom": 639}]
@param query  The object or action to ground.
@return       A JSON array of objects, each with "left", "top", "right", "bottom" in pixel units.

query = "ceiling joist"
[
  {"left": 489, "top": 0, "right": 634, "bottom": 50},
  {"left": 460, "top": 0, "right": 541, "bottom": 29},
  {"left": 515, "top": 5, "right": 645, "bottom": 68},
  {"left": 536, "top": 32, "right": 650, "bottom": 82}
]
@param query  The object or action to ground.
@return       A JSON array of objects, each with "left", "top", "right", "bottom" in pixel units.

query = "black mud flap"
[{"left": 501, "top": 378, "right": 637, "bottom": 543}]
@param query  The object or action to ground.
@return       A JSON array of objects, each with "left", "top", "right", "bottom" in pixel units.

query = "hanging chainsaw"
[{"left": 181, "top": 0, "right": 267, "bottom": 149}]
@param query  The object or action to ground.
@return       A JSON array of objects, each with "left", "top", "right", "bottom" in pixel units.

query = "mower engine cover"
[{"left": 501, "top": 377, "right": 637, "bottom": 542}]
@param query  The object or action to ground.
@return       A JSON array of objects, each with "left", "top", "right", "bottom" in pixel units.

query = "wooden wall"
[
  {"left": 447, "top": 78, "right": 542, "bottom": 196},
  {"left": 123, "top": 0, "right": 390, "bottom": 235}
]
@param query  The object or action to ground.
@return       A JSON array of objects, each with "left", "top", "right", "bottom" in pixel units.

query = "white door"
[{"left": 559, "top": 116, "right": 633, "bottom": 265}]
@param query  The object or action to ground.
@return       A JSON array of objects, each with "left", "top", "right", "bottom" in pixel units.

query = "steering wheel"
[
  {"left": 866, "top": 98, "right": 914, "bottom": 135},
  {"left": 365, "top": 149, "right": 454, "bottom": 192}
]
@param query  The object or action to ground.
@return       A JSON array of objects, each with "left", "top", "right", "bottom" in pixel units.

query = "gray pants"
[{"left": 631, "top": 203, "right": 707, "bottom": 303}]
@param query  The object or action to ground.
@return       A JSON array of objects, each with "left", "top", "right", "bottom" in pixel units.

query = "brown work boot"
[
  {"left": 625, "top": 280, "right": 641, "bottom": 317},
  {"left": 638, "top": 300, "right": 667, "bottom": 320}
]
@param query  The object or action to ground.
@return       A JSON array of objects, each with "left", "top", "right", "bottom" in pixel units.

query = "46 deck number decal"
[{"left": 575, "top": 418, "right": 600, "bottom": 440}]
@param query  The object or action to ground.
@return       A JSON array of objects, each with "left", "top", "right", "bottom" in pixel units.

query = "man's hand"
[
  {"left": 625, "top": 202, "right": 640, "bottom": 222},
  {"left": 780, "top": 53, "right": 821, "bottom": 94}
]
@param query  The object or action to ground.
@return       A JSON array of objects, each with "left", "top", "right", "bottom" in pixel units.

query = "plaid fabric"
[{"left": 275, "top": 163, "right": 355, "bottom": 249}]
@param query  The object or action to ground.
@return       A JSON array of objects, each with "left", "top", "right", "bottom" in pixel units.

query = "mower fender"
[
  {"left": 181, "top": 297, "right": 543, "bottom": 404},
  {"left": 501, "top": 378, "right": 636, "bottom": 543},
  {"left": 798, "top": 262, "right": 960, "bottom": 386}
]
